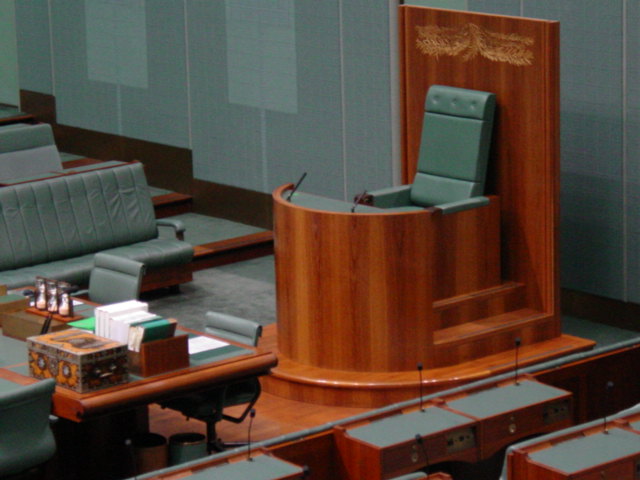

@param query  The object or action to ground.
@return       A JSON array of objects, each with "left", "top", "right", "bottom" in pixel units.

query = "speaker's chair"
[{"left": 365, "top": 85, "right": 496, "bottom": 215}]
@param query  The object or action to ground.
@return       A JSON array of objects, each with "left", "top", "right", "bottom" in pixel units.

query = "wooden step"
[
  {"left": 432, "top": 308, "right": 558, "bottom": 367},
  {"left": 152, "top": 192, "right": 193, "bottom": 218},
  {"left": 433, "top": 281, "right": 526, "bottom": 329},
  {"left": 191, "top": 230, "right": 274, "bottom": 271}
]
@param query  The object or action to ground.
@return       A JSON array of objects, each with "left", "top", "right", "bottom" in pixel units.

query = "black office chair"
[
  {"left": 0, "top": 379, "right": 57, "bottom": 478},
  {"left": 162, "top": 312, "right": 263, "bottom": 452}
]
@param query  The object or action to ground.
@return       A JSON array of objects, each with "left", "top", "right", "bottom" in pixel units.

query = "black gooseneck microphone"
[
  {"left": 415, "top": 434, "right": 430, "bottom": 472},
  {"left": 417, "top": 362, "right": 425, "bottom": 411},
  {"left": 514, "top": 337, "right": 522, "bottom": 385},
  {"left": 247, "top": 408, "right": 256, "bottom": 460},
  {"left": 351, "top": 190, "right": 368, "bottom": 212},
  {"left": 286, "top": 172, "right": 307, "bottom": 201},
  {"left": 603, "top": 381, "right": 614, "bottom": 434}
]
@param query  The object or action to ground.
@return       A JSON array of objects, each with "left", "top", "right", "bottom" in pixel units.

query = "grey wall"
[
  {"left": 15, "top": 0, "right": 398, "bottom": 201},
  {"left": 0, "top": 0, "right": 19, "bottom": 106},
  {"left": 14, "top": 1, "right": 640, "bottom": 304}
]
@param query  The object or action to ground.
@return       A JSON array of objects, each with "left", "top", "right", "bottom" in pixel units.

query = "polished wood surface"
[
  {"left": 191, "top": 230, "right": 274, "bottom": 271},
  {"left": 273, "top": 184, "right": 434, "bottom": 373},
  {"left": 400, "top": 6, "right": 561, "bottom": 327},
  {"left": 0, "top": 325, "right": 277, "bottom": 422},
  {"left": 507, "top": 420, "right": 640, "bottom": 480},
  {"left": 267, "top": 8, "right": 572, "bottom": 410}
]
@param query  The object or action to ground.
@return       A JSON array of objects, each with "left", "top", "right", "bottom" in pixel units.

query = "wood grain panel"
[
  {"left": 400, "top": 6, "right": 560, "bottom": 325},
  {"left": 432, "top": 196, "right": 501, "bottom": 300},
  {"left": 273, "top": 184, "right": 434, "bottom": 372}
]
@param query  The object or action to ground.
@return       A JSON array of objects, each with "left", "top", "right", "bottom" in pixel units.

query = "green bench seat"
[{"left": 0, "top": 162, "right": 193, "bottom": 290}]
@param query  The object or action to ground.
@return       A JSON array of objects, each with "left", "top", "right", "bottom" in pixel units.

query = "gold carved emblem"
[{"left": 415, "top": 23, "right": 534, "bottom": 66}]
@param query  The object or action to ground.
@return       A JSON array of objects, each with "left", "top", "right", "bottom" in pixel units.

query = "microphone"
[
  {"left": 286, "top": 172, "right": 307, "bottom": 201},
  {"left": 514, "top": 337, "right": 521, "bottom": 385},
  {"left": 302, "top": 465, "right": 311, "bottom": 478},
  {"left": 351, "top": 190, "right": 368, "bottom": 212},
  {"left": 247, "top": 408, "right": 256, "bottom": 460},
  {"left": 415, "top": 434, "right": 430, "bottom": 471},
  {"left": 603, "top": 381, "right": 614, "bottom": 434},
  {"left": 417, "top": 362, "right": 425, "bottom": 411}
]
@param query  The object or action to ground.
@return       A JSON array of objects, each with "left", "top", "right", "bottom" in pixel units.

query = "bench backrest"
[
  {"left": 0, "top": 162, "right": 157, "bottom": 271},
  {"left": 0, "top": 123, "right": 63, "bottom": 180}
]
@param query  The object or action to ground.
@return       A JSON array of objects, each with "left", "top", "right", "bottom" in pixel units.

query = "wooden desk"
[
  {"left": 0, "top": 325, "right": 277, "bottom": 422},
  {"left": 0, "top": 321, "right": 277, "bottom": 479},
  {"left": 439, "top": 378, "right": 572, "bottom": 459},
  {"left": 508, "top": 425, "right": 640, "bottom": 480},
  {"left": 332, "top": 378, "right": 572, "bottom": 480},
  {"left": 334, "top": 404, "right": 478, "bottom": 480}
]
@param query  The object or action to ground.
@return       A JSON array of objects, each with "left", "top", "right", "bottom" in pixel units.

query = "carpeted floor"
[{"left": 144, "top": 255, "right": 276, "bottom": 333}]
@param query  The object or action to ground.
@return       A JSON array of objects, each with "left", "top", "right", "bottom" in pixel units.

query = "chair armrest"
[
  {"left": 74, "top": 288, "right": 89, "bottom": 298},
  {"left": 156, "top": 218, "right": 186, "bottom": 241},
  {"left": 435, "top": 196, "right": 490, "bottom": 215},
  {"left": 366, "top": 185, "right": 412, "bottom": 208}
]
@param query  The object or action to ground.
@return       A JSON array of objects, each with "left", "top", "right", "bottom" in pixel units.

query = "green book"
[
  {"left": 128, "top": 318, "right": 178, "bottom": 351},
  {"left": 68, "top": 316, "right": 96, "bottom": 333}
]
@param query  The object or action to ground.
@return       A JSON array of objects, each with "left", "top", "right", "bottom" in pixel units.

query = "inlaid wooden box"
[{"left": 27, "top": 328, "right": 128, "bottom": 393}]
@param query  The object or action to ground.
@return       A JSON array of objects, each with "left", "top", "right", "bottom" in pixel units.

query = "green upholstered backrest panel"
[
  {"left": 411, "top": 85, "right": 495, "bottom": 207},
  {"left": 88, "top": 253, "right": 145, "bottom": 305},
  {"left": 0, "top": 124, "right": 62, "bottom": 179},
  {"left": 0, "top": 162, "right": 157, "bottom": 271},
  {"left": 204, "top": 311, "right": 262, "bottom": 347},
  {"left": 0, "top": 378, "right": 56, "bottom": 477},
  {"left": 0, "top": 123, "right": 56, "bottom": 153}
]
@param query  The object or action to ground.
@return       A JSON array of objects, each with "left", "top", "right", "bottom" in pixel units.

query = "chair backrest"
[
  {"left": 0, "top": 123, "right": 62, "bottom": 179},
  {"left": 204, "top": 311, "right": 262, "bottom": 347},
  {"left": 410, "top": 85, "right": 496, "bottom": 207},
  {"left": 88, "top": 253, "right": 145, "bottom": 305},
  {"left": 0, "top": 378, "right": 56, "bottom": 477}
]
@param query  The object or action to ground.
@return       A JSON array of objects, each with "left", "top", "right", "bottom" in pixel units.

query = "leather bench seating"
[{"left": 0, "top": 161, "right": 193, "bottom": 291}]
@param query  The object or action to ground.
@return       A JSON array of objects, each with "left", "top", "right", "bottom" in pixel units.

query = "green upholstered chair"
[
  {"left": 0, "top": 123, "right": 63, "bottom": 180},
  {"left": 162, "top": 312, "right": 263, "bottom": 452},
  {"left": 366, "top": 85, "right": 496, "bottom": 215},
  {"left": 86, "top": 253, "right": 146, "bottom": 305},
  {"left": 0, "top": 379, "right": 57, "bottom": 478}
]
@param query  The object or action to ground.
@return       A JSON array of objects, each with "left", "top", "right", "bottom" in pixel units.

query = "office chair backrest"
[
  {"left": 411, "top": 85, "right": 496, "bottom": 207},
  {"left": 0, "top": 378, "right": 56, "bottom": 477},
  {"left": 89, "top": 253, "right": 145, "bottom": 305},
  {"left": 204, "top": 311, "right": 262, "bottom": 347},
  {"left": 0, "top": 123, "right": 62, "bottom": 179}
]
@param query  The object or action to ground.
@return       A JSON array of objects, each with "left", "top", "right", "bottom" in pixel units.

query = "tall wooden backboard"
[{"left": 401, "top": 6, "right": 559, "bottom": 320}]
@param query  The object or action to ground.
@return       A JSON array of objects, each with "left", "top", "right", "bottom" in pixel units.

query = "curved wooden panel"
[{"left": 273, "top": 184, "right": 434, "bottom": 372}]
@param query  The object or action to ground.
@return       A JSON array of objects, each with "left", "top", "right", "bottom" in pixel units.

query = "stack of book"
[{"left": 93, "top": 300, "right": 177, "bottom": 351}]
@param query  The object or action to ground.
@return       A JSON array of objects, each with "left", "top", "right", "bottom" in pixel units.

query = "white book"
[{"left": 95, "top": 300, "right": 147, "bottom": 337}]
